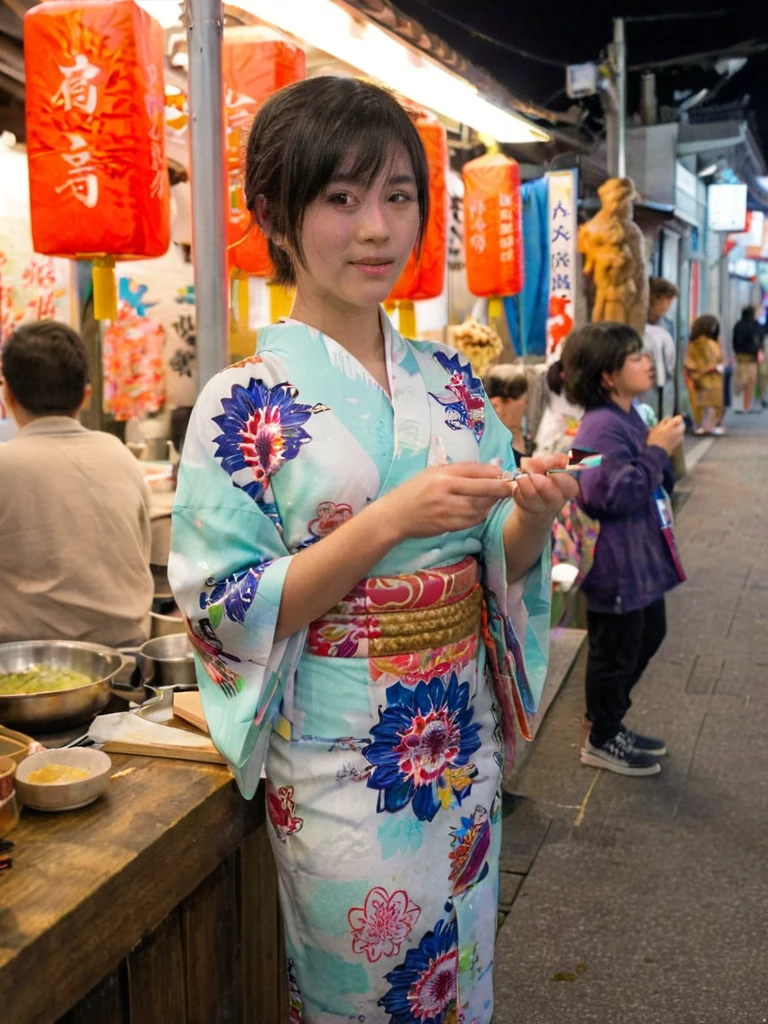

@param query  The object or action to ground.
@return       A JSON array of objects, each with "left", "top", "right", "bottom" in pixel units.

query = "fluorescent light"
[
  {"left": 697, "top": 163, "right": 718, "bottom": 178},
  {"left": 134, "top": 1, "right": 184, "bottom": 29},
  {"left": 235, "top": 0, "right": 550, "bottom": 144}
]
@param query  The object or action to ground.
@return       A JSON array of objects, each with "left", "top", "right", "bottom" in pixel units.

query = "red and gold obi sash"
[{"left": 307, "top": 556, "right": 482, "bottom": 662}]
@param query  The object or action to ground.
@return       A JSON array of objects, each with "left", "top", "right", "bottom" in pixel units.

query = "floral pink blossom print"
[
  {"left": 308, "top": 501, "right": 353, "bottom": 539},
  {"left": 348, "top": 886, "right": 421, "bottom": 963},
  {"left": 267, "top": 784, "right": 304, "bottom": 842}
]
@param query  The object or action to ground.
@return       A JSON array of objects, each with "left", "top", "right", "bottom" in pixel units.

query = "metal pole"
[
  {"left": 185, "top": 0, "right": 229, "bottom": 390},
  {"left": 614, "top": 17, "right": 627, "bottom": 179}
]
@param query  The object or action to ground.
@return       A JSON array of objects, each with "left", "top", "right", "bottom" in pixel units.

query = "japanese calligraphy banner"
[
  {"left": 223, "top": 29, "right": 305, "bottom": 276},
  {"left": 545, "top": 169, "right": 578, "bottom": 363},
  {"left": 389, "top": 110, "right": 448, "bottom": 302},
  {"left": 24, "top": 0, "right": 169, "bottom": 259},
  {"left": 462, "top": 153, "right": 523, "bottom": 298}
]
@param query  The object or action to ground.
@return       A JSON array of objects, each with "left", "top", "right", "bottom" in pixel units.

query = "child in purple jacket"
[{"left": 562, "top": 322, "right": 686, "bottom": 777}]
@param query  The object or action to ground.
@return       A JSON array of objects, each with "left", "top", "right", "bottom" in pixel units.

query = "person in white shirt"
[
  {"left": 0, "top": 321, "right": 153, "bottom": 647},
  {"left": 643, "top": 277, "right": 679, "bottom": 419}
]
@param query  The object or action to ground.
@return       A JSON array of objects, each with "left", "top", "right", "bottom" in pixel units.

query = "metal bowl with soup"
[{"left": 0, "top": 641, "right": 126, "bottom": 732}]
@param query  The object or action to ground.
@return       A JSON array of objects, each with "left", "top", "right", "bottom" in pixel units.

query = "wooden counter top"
[{"left": 0, "top": 753, "right": 267, "bottom": 1024}]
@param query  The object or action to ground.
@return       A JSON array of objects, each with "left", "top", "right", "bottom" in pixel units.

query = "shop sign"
[{"left": 545, "top": 169, "right": 578, "bottom": 363}]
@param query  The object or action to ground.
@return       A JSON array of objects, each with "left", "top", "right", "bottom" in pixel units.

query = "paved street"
[{"left": 496, "top": 411, "right": 768, "bottom": 1024}]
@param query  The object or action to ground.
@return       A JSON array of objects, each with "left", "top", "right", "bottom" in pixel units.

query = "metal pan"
[{"left": 0, "top": 641, "right": 126, "bottom": 732}]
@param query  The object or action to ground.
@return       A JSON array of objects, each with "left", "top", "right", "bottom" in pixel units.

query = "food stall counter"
[{"left": 0, "top": 752, "right": 287, "bottom": 1024}]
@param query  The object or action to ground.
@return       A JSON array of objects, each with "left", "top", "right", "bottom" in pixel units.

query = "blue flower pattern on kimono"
[
  {"left": 379, "top": 913, "right": 458, "bottom": 1023},
  {"left": 200, "top": 565, "right": 267, "bottom": 626},
  {"left": 364, "top": 675, "right": 481, "bottom": 823},
  {"left": 429, "top": 351, "right": 486, "bottom": 442},
  {"left": 212, "top": 376, "right": 328, "bottom": 502}
]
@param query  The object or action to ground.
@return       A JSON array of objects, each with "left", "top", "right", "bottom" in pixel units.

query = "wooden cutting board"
[{"left": 172, "top": 691, "right": 209, "bottom": 734}]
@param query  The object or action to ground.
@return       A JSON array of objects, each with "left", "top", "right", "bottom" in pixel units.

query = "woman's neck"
[
  {"left": 610, "top": 394, "right": 634, "bottom": 414},
  {"left": 290, "top": 289, "right": 383, "bottom": 360}
]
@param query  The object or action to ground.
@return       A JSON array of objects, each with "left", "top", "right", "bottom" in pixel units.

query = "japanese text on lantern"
[
  {"left": 146, "top": 65, "right": 166, "bottom": 200},
  {"left": 499, "top": 192, "right": 515, "bottom": 262},
  {"left": 52, "top": 55, "right": 101, "bottom": 209},
  {"left": 468, "top": 199, "right": 487, "bottom": 256},
  {"left": 545, "top": 170, "right": 578, "bottom": 362}
]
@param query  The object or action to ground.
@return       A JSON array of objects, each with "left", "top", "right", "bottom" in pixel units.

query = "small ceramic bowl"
[
  {"left": 0, "top": 754, "right": 20, "bottom": 834},
  {"left": 15, "top": 748, "right": 112, "bottom": 812}
]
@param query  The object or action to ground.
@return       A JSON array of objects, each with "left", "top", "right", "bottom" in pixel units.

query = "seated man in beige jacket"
[{"left": 0, "top": 320, "right": 153, "bottom": 648}]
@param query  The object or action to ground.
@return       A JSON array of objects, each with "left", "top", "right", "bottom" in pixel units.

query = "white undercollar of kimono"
[{"left": 278, "top": 307, "right": 401, "bottom": 398}]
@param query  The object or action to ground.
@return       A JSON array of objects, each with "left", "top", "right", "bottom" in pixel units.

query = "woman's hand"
[
  {"left": 513, "top": 454, "right": 580, "bottom": 518},
  {"left": 647, "top": 416, "right": 685, "bottom": 456},
  {"left": 379, "top": 463, "right": 513, "bottom": 540}
]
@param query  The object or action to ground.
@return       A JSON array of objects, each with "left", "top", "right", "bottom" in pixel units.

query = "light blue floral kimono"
[{"left": 169, "top": 315, "right": 551, "bottom": 1024}]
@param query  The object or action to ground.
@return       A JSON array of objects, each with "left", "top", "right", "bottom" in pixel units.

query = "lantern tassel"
[
  {"left": 488, "top": 296, "right": 504, "bottom": 325},
  {"left": 398, "top": 300, "right": 417, "bottom": 338},
  {"left": 92, "top": 257, "right": 117, "bottom": 322}
]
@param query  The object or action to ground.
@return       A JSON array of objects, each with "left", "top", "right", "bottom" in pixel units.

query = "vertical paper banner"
[{"left": 545, "top": 170, "right": 578, "bottom": 364}]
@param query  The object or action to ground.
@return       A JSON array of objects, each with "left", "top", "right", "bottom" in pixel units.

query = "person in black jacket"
[{"left": 733, "top": 307, "right": 762, "bottom": 414}]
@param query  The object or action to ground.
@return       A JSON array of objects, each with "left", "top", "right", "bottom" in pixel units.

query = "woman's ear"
[
  {"left": 601, "top": 370, "right": 617, "bottom": 395},
  {"left": 253, "top": 195, "right": 286, "bottom": 249}
]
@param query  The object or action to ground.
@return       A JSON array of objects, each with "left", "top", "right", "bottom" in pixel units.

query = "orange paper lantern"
[
  {"left": 24, "top": 0, "right": 169, "bottom": 264},
  {"left": 462, "top": 153, "right": 524, "bottom": 297},
  {"left": 389, "top": 110, "right": 448, "bottom": 302},
  {"left": 223, "top": 30, "right": 306, "bottom": 276}
]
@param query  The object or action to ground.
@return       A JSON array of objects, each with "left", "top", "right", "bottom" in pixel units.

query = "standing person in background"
[
  {"left": 485, "top": 366, "right": 531, "bottom": 457},
  {"left": 643, "top": 277, "right": 679, "bottom": 420},
  {"left": 685, "top": 315, "right": 726, "bottom": 435},
  {"left": 732, "top": 306, "right": 762, "bottom": 414},
  {"left": 562, "top": 322, "right": 686, "bottom": 777}
]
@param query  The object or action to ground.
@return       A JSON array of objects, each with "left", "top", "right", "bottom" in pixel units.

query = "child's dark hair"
[
  {"left": 689, "top": 314, "right": 720, "bottom": 342},
  {"left": 1, "top": 320, "right": 89, "bottom": 415},
  {"left": 244, "top": 76, "right": 429, "bottom": 287},
  {"left": 485, "top": 368, "right": 528, "bottom": 402},
  {"left": 546, "top": 359, "right": 565, "bottom": 396},
  {"left": 561, "top": 321, "right": 643, "bottom": 411}
]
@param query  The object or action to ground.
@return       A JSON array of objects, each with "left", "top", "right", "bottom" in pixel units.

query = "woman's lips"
[{"left": 350, "top": 260, "right": 394, "bottom": 276}]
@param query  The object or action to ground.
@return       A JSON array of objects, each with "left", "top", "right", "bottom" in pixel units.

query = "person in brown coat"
[{"left": 684, "top": 315, "right": 725, "bottom": 435}]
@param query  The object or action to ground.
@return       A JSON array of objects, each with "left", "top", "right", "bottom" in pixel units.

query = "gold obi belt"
[{"left": 306, "top": 556, "right": 483, "bottom": 661}]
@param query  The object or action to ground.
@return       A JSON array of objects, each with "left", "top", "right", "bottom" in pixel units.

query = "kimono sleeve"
[
  {"left": 477, "top": 396, "right": 551, "bottom": 762},
  {"left": 168, "top": 365, "right": 306, "bottom": 800}
]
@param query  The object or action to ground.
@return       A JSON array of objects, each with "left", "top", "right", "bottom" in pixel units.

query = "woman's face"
[
  {"left": 604, "top": 349, "right": 654, "bottom": 398},
  {"left": 291, "top": 147, "right": 421, "bottom": 312}
]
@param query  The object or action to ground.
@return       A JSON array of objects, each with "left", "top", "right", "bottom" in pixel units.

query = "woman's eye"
[
  {"left": 327, "top": 191, "right": 356, "bottom": 206},
  {"left": 389, "top": 191, "right": 414, "bottom": 204}
]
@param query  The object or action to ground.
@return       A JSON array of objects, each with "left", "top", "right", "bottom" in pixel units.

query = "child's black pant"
[{"left": 585, "top": 599, "right": 667, "bottom": 746}]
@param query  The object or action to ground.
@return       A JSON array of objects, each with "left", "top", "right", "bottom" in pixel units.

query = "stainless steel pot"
[
  {"left": 129, "top": 633, "right": 197, "bottom": 701},
  {"left": 0, "top": 641, "right": 126, "bottom": 732}
]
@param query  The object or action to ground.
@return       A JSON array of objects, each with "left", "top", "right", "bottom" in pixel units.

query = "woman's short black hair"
[
  {"left": 1, "top": 320, "right": 89, "bottom": 415},
  {"left": 689, "top": 314, "right": 720, "bottom": 342},
  {"left": 485, "top": 368, "right": 528, "bottom": 401},
  {"left": 244, "top": 76, "right": 430, "bottom": 287},
  {"left": 561, "top": 321, "right": 643, "bottom": 411}
]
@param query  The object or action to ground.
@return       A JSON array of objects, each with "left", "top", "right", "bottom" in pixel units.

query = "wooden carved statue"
[{"left": 578, "top": 177, "right": 649, "bottom": 334}]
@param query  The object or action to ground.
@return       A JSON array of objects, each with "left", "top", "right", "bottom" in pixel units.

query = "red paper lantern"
[
  {"left": 389, "top": 110, "right": 448, "bottom": 302},
  {"left": 24, "top": 0, "right": 169, "bottom": 261},
  {"left": 462, "top": 153, "right": 524, "bottom": 297},
  {"left": 224, "top": 30, "right": 306, "bottom": 276}
]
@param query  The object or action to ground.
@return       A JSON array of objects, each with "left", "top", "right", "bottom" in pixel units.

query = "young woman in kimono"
[{"left": 169, "top": 77, "right": 577, "bottom": 1024}]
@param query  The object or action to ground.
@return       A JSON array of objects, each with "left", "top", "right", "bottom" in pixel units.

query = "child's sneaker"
[
  {"left": 580, "top": 731, "right": 661, "bottom": 776},
  {"left": 620, "top": 724, "right": 667, "bottom": 757}
]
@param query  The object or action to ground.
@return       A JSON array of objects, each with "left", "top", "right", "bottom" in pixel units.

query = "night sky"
[{"left": 392, "top": 1, "right": 768, "bottom": 148}]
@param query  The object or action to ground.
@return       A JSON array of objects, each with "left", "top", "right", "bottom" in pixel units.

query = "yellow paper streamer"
[
  {"left": 92, "top": 257, "right": 117, "bottom": 322},
  {"left": 488, "top": 296, "right": 504, "bottom": 324},
  {"left": 397, "top": 300, "right": 417, "bottom": 338},
  {"left": 268, "top": 283, "right": 294, "bottom": 323}
]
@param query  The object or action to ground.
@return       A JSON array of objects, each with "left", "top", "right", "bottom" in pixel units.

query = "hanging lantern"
[
  {"left": 388, "top": 109, "right": 448, "bottom": 337},
  {"left": 24, "top": 0, "right": 170, "bottom": 321},
  {"left": 223, "top": 29, "right": 305, "bottom": 278},
  {"left": 462, "top": 153, "right": 524, "bottom": 298}
]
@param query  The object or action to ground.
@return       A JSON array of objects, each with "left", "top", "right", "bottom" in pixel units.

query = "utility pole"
[
  {"left": 614, "top": 17, "right": 627, "bottom": 178},
  {"left": 185, "top": 0, "right": 230, "bottom": 389}
]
